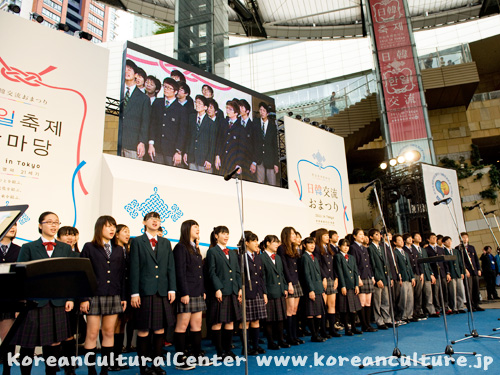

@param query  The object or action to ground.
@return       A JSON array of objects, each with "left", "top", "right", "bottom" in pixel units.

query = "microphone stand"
[
  {"left": 359, "top": 183, "right": 431, "bottom": 370},
  {"left": 442, "top": 202, "right": 500, "bottom": 343},
  {"left": 479, "top": 209, "right": 500, "bottom": 251}
]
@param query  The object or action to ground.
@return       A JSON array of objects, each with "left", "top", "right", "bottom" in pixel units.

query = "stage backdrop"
[
  {"left": 0, "top": 11, "right": 108, "bottom": 242},
  {"left": 421, "top": 163, "right": 466, "bottom": 246},
  {"left": 284, "top": 117, "right": 353, "bottom": 238}
]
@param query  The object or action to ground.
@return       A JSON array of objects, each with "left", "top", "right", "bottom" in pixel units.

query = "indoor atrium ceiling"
[{"left": 99, "top": 0, "right": 499, "bottom": 39}]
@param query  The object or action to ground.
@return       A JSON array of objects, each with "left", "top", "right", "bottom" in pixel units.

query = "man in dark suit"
[
  {"left": 148, "top": 77, "right": 187, "bottom": 166},
  {"left": 251, "top": 102, "right": 279, "bottom": 186},
  {"left": 460, "top": 232, "right": 484, "bottom": 311},
  {"left": 129, "top": 212, "right": 176, "bottom": 375},
  {"left": 215, "top": 100, "right": 244, "bottom": 177},
  {"left": 183, "top": 95, "right": 216, "bottom": 173},
  {"left": 120, "top": 60, "right": 151, "bottom": 160}
]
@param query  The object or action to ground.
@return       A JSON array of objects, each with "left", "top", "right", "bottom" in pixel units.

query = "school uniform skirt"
[
  {"left": 245, "top": 295, "right": 267, "bottom": 321},
  {"left": 305, "top": 294, "right": 325, "bottom": 316},
  {"left": 208, "top": 294, "right": 241, "bottom": 325},
  {"left": 266, "top": 296, "right": 287, "bottom": 322},
  {"left": 134, "top": 293, "right": 175, "bottom": 331},
  {"left": 88, "top": 295, "right": 123, "bottom": 315},
  {"left": 288, "top": 283, "right": 303, "bottom": 298},
  {"left": 9, "top": 303, "right": 72, "bottom": 348},
  {"left": 325, "top": 278, "right": 337, "bottom": 295},
  {"left": 336, "top": 289, "right": 362, "bottom": 313},
  {"left": 176, "top": 295, "right": 207, "bottom": 314},
  {"left": 359, "top": 278, "right": 375, "bottom": 294}
]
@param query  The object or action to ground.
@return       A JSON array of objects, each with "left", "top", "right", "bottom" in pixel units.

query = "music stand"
[
  {"left": 359, "top": 181, "right": 431, "bottom": 370},
  {"left": 0, "top": 204, "right": 28, "bottom": 242},
  {"left": 420, "top": 255, "right": 476, "bottom": 363}
]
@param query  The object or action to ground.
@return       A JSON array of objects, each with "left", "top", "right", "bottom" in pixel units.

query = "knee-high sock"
[
  {"left": 125, "top": 323, "right": 134, "bottom": 350},
  {"left": 113, "top": 334, "right": 124, "bottom": 365},
  {"left": 249, "top": 327, "right": 259, "bottom": 348},
  {"left": 174, "top": 332, "right": 186, "bottom": 355},
  {"left": 276, "top": 321, "right": 285, "bottom": 342},
  {"left": 152, "top": 333, "right": 164, "bottom": 366},
  {"left": 341, "top": 313, "right": 349, "bottom": 332},
  {"left": 314, "top": 317, "right": 323, "bottom": 337},
  {"left": 211, "top": 330, "right": 222, "bottom": 355},
  {"left": 222, "top": 329, "right": 233, "bottom": 352},
  {"left": 191, "top": 331, "right": 202, "bottom": 356},
  {"left": 42, "top": 345, "right": 61, "bottom": 375},
  {"left": 19, "top": 347, "right": 35, "bottom": 375},
  {"left": 136, "top": 336, "right": 150, "bottom": 369},
  {"left": 265, "top": 322, "right": 274, "bottom": 344},
  {"left": 307, "top": 318, "right": 316, "bottom": 337},
  {"left": 61, "top": 340, "right": 76, "bottom": 371},
  {"left": 100, "top": 346, "right": 113, "bottom": 375},
  {"left": 328, "top": 313, "right": 336, "bottom": 333},
  {"left": 84, "top": 348, "right": 97, "bottom": 375}
]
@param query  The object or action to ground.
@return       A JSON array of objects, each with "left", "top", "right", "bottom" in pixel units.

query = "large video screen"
[{"left": 118, "top": 42, "right": 280, "bottom": 187}]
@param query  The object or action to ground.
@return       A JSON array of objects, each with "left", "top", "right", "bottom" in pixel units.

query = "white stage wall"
[
  {"left": 284, "top": 117, "right": 353, "bottom": 238},
  {"left": 421, "top": 163, "right": 466, "bottom": 246},
  {"left": 0, "top": 12, "right": 109, "bottom": 242}
]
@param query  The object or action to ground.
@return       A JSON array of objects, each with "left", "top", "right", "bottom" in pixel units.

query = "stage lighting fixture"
[
  {"left": 388, "top": 190, "right": 400, "bottom": 203},
  {"left": 56, "top": 23, "right": 70, "bottom": 32},
  {"left": 78, "top": 31, "right": 93, "bottom": 41},
  {"left": 380, "top": 162, "right": 388, "bottom": 170},
  {"left": 287, "top": 112, "right": 293, "bottom": 117},
  {"left": 311, "top": 121, "right": 319, "bottom": 126},
  {"left": 303, "top": 117, "right": 310, "bottom": 123},
  {"left": 397, "top": 155, "right": 405, "bottom": 164},
  {"left": 404, "top": 150, "right": 416, "bottom": 162},
  {"left": 389, "top": 158, "right": 397, "bottom": 167},
  {"left": 8, "top": 2, "right": 21, "bottom": 13},
  {"left": 295, "top": 115, "right": 302, "bottom": 120},
  {"left": 30, "top": 12, "right": 44, "bottom": 23}
]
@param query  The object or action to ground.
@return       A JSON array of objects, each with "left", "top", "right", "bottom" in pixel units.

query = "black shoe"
[
  {"left": 362, "top": 326, "right": 378, "bottom": 332},
  {"left": 322, "top": 333, "right": 333, "bottom": 339},
  {"left": 330, "top": 331, "right": 342, "bottom": 337},
  {"left": 194, "top": 356, "right": 213, "bottom": 367},
  {"left": 175, "top": 362, "right": 195, "bottom": 371},
  {"left": 267, "top": 342, "right": 280, "bottom": 350},
  {"left": 345, "top": 331, "right": 354, "bottom": 336},
  {"left": 246, "top": 349, "right": 259, "bottom": 356},
  {"left": 458, "top": 309, "right": 466, "bottom": 314},
  {"left": 286, "top": 339, "right": 299, "bottom": 346},
  {"left": 258, "top": 338, "right": 265, "bottom": 344},
  {"left": 223, "top": 351, "right": 236, "bottom": 360},
  {"left": 277, "top": 341, "right": 291, "bottom": 349},
  {"left": 377, "top": 325, "right": 388, "bottom": 330},
  {"left": 255, "top": 346, "right": 266, "bottom": 354},
  {"left": 152, "top": 367, "right": 166, "bottom": 375},
  {"left": 410, "top": 317, "right": 419, "bottom": 322},
  {"left": 311, "top": 335, "right": 326, "bottom": 342},
  {"left": 351, "top": 328, "right": 363, "bottom": 335},
  {"left": 475, "top": 307, "right": 485, "bottom": 312},
  {"left": 295, "top": 338, "right": 305, "bottom": 345}
]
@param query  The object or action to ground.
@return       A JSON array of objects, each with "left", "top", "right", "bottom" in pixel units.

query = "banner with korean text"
[{"left": 0, "top": 12, "right": 108, "bottom": 242}]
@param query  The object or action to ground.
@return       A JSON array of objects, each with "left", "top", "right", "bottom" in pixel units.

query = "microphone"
[
  {"left": 224, "top": 166, "right": 241, "bottom": 181},
  {"left": 359, "top": 179, "right": 378, "bottom": 193},
  {"left": 484, "top": 210, "right": 497, "bottom": 215},
  {"left": 466, "top": 203, "right": 481, "bottom": 211},
  {"left": 433, "top": 198, "right": 451, "bottom": 206}
]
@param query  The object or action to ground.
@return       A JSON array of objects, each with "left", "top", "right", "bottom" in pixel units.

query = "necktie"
[
  {"left": 311, "top": 254, "right": 315, "bottom": 261},
  {"left": 222, "top": 248, "right": 229, "bottom": 256},
  {"left": 124, "top": 87, "right": 130, "bottom": 109},
  {"left": 344, "top": 254, "right": 348, "bottom": 260},
  {"left": 43, "top": 242, "right": 56, "bottom": 251},
  {"left": 378, "top": 245, "right": 382, "bottom": 257},
  {"left": 197, "top": 116, "right": 201, "bottom": 129},
  {"left": 271, "top": 253, "right": 276, "bottom": 260},
  {"left": 229, "top": 120, "right": 234, "bottom": 128},
  {"left": 261, "top": 123, "right": 265, "bottom": 136},
  {"left": 241, "top": 119, "right": 246, "bottom": 127},
  {"left": 1, "top": 245, "right": 7, "bottom": 257},
  {"left": 150, "top": 238, "right": 158, "bottom": 249},
  {"left": 104, "top": 243, "right": 111, "bottom": 259},
  {"left": 165, "top": 100, "right": 171, "bottom": 109}
]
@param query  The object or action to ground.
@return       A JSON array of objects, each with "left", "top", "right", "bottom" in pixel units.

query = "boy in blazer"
[
  {"left": 460, "top": 232, "right": 484, "bottom": 311},
  {"left": 443, "top": 236, "right": 465, "bottom": 314},
  {"left": 393, "top": 234, "right": 416, "bottom": 322},
  {"left": 252, "top": 102, "right": 279, "bottom": 185},
  {"left": 130, "top": 212, "right": 176, "bottom": 375},
  {"left": 425, "top": 232, "right": 449, "bottom": 313},
  {"left": 403, "top": 233, "right": 423, "bottom": 321},
  {"left": 413, "top": 233, "right": 438, "bottom": 318}
]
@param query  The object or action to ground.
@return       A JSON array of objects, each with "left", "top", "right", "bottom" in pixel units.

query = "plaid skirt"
[
  {"left": 336, "top": 289, "right": 362, "bottom": 313},
  {"left": 266, "top": 297, "right": 287, "bottom": 322},
  {"left": 288, "top": 283, "right": 303, "bottom": 298},
  {"left": 207, "top": 294, "right": 242, "bottom": 325},
  {"left": 305, "top": 294, "right": 325, "bottom": 316},
  {"left": 359, "top": 278, "right": 375, "bottom": 294},
  {"left": 0, "top": 312, "right": 15, "bottom": 320},
  {"left": 177, "top": 295, "right": 207, "bottom": 314},
  {"left": 134, "top": 294, "right": 175, "bottom": 331},
  {"left": 325, "top": 278, "right": 338, "bottom": 295},
  {"left": 88, "top": 295, "right": 123, "bottom": 315},
  {"left": 246, "top": 295, "right": 267, "bottom": 321},
  {"left": 9, "top": 303, "right": 72, "bottom": 347}
]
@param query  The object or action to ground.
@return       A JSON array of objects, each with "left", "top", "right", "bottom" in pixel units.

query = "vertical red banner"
[{"left": 369, "top": 0, "right": 428, "bottom": 143}]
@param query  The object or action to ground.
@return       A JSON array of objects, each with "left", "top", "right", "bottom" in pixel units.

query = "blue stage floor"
[{"left": 4, "top": 309, "right": 500, "bottom": 375}]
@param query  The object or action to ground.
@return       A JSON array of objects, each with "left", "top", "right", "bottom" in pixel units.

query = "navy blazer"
[
  {"left": 149, "top": 98, "right": 188, "bottom": 156},
  {"left": 277, "top": 245, "right": 300, "bottom": 285},
  {"left": 240, "top": 117, "right": 256, "bottom": 179},
  {"left": 215, "top": 118, "right": 244, "bottom": 176},
  {"left": 300, "top": 252, "right": 324, "bottom": 294},
  {"left": 314, "top": 245, "right": 336, "bottom": 280},
  {"left": 120, "top": 86, "right": 151, "bottom": 150},
  {"left": 394, "top": 248, "right": 415, "bottom": 282},
  {"left": 444, "top": 247, "right": 463, "bottom": 279},
  {"left": 173, "top": 242, "right": 205, "bottom": 298},
  {"left": 186, "top": 113, "right": 216, "bottom": 167},
  {"left": 254, "top": 118, "right": 279, "bottom": 169},
  {"left": 129, "top": 234, "right": 176, "bottom": 297},
  {"left": 404, "top": 245, "right": 422, "bottom": 276},
  {"left": 368, "top": 242, "right": 389, "bottom": 285},
  {"left": 1, "top": 242, "right": 21, "bottom": 263},
  {"left": 384, "top": 243, "right": 400, "bottom": 281},
  {"left": 335, "top": 252, "right": 359, "bottom": 290},
  {"left": 260, "top": 251, "right": 286, "bottom": 298},
  {"left": 348, "top": 242, "right": 374, "bottom": 279},
  {"left": 242, "top": 252, "right": 267, "bottom": 299},
  {"left": 425, "top": 245, "right": 448, "bottom": 279},
  {"left": 462, "top": 244, "right": 480, "bottom": 276},
  {"left": 17, "top": 238, "right": 76, "bottom": 307},
  {"left": 80, "top": 242, "right": 126, "bottom": 301},
  {"left": 205, "top": 245, "right": 241, "bottom": 296}
]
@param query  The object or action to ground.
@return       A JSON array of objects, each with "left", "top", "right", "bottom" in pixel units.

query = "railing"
[
  {"left": 417, "top": 43, "right": 472, "bottom": 71},
  {"left": 471, "top": 90, "right": 500, "bottom": 102}
]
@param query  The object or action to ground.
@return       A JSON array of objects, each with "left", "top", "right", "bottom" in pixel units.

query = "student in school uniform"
[
  {"left": 314, "top": 228, "right": 340, "bottom": 338},
  {"left": 442, "top": 236, "right": 465, "bottom": 314},
  {"left": 173, "top": 220, "right": 208, "bottom": 369},
  {"left": 238, "top": 231, "right": 267, "bottom": 355},
  {"left": 393, "top": 234, "right": 416, "bottom": 323},
  {"left": 237, "top": 99, "right": 256, "bottom": 181},
  {"left": 58, "top": 226, "right": 80, "bottom": 253},
  {"left": 367, "top": 228, "right": 391, "bottom": 330},
  {"left": 129, "top": 212, "right": 176, "bottom": 375},
  {"left": 252, "top": 102, "right": 279, "bottom": 186},
  {"left": 12, "top": 212, "right": 75, "bottom": 375},
  {"left": 277, "top": 227, "right": 303, "bottom": 346},
  {"left": 425, "top": 232, "right": 448, "bottom": 314},
  {"left": 113, "top": 224, "right": 133, "bottom": 368},
  {"left": 334, "top": 238, "right": 362, "bottom": 336},
  {"left": 413, "top": 233, "right": 438, "bottom": 318},
  {"left": 460, "top": 232, "right": 484, "bottom": 312},
  {"left": 348, "top": 228, "right": 377, "bottom": 332},
  {"left": 205, "top": 226, "right": 242, "bottom": 359},
  {"left": 0, "top": 223, "right": 21, "bottom": 375},
  {"left": 259, "top": 235, "right": 290, "bottom": 349},
  {"left": 301, "top": 237, "right": 327, "bottom": 342},
  {"left": 383, "top": 233, "right": 402, "bottom": 325},
  {"left": 329, "top": 230, "right": 339, "bottom": 254},
  {"left": 80, "top": 216, "right": 127, "bottom": 375}
]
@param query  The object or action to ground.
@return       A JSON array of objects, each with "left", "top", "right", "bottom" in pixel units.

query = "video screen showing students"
[{"left": 118, "top": 42, "right": 280, "bottom": 187}]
